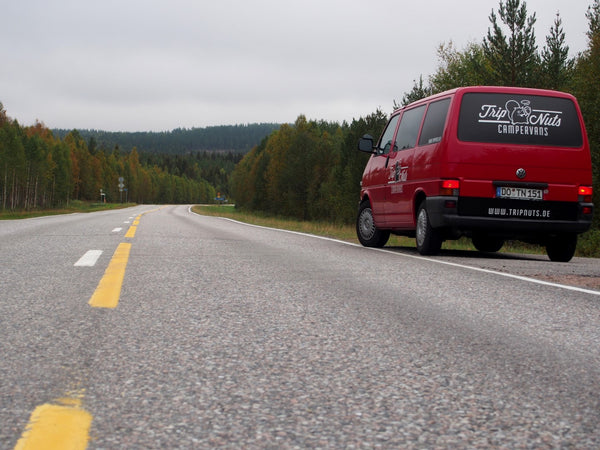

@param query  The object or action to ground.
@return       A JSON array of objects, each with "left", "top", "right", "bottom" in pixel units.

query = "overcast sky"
[{"left": 1, "top": 0, "right": 591, "bottom": 132}]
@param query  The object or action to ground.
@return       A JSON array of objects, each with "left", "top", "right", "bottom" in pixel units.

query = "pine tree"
[
  {"left": 541, "top": 12, "right": 574, "bottom": 90},
  {"left": 397, "top": 75, "right": 433, "bottom": 107},
  {"left": 429, "top": 41, "right": 491, "bottom": 93},
  {"left": 483, "top": 0, "right": 539, "bottom": 86}
]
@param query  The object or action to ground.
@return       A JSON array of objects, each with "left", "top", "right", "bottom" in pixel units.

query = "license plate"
[{"left": 496, "top": 186, "right": 543, "bottom": 200}]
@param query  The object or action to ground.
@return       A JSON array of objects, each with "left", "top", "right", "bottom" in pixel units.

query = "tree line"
[
  {"left": 0, "top": 111, "right": 219, "bottom": 209},
  {"left": 53, "top": 123, "right": 281, "bottom": 154},
  {"left": 231, "top": 113, "right": 387, "bottom": 223},
  {"left": 231, "top": 0, "right": 600, "bottom": 229},
  {"left": 140, "top": 151, "right": 244, "bottom": 199}
]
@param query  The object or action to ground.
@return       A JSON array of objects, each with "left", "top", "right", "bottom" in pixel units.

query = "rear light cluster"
[
  {"left": 579, "top": 186, "right": 593, "bottom": 215},
  {"left": 578, "top": 186, "right": 593, "bottom": 202},
  {"left": 440, "top": 179, "right": 460, "bottom": 209},
  {"left": 440, "top": 179, "right": 460, "bottom": 196}
]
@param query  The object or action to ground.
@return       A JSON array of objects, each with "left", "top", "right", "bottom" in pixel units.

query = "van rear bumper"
[{"left": 427, "top": 196, "right": 593, "bottom": 235}]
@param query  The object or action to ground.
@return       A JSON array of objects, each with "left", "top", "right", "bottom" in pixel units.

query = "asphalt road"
[{"left": 1, "top": 205, "right": 599, "bottom": 448}]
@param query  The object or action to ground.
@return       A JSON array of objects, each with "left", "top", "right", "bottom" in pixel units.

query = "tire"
[
  {"left": 546, "top": 233, "right": 577, "bottom": 262},
  {"left": 356, "top": 200, "right": 390, "bottom": 247},
  {"left": 415, "top": 203, "right": 442, "bottom": 255},
  {"left": 472, "top": 234, "right": 504, "bottom": 253}
]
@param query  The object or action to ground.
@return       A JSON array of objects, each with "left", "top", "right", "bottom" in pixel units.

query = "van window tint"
[
  {"left": 458, "top": 93, "right": 583, "bottom": 147},
  {"left": 377, "top": 115, "right": 400, "bottom": 154},
  {"left": 394, "top": 105, "right": 426, "bottom": 151},
  {"left": 418, "top": 98, "right": 450, "bottom": 146}
]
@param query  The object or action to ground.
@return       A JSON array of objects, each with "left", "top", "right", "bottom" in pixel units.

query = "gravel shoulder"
[{"left": 386, "top": 246, "right": 600, "bottom": 291}]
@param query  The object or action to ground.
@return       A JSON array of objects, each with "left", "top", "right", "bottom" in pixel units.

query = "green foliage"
[
  {"left": 0, "top": 113, "right": 218, "bottom": 210},
  {"left": 140, "top": 151, "right": 242, "bottom": 199},
  {"left": 541, "top": 13, "right": 575, "bottom": 90},
  {"left": 0, "top": 201, "right": 135, "bottom": 220},
  {"left": 577, "top": 229, "right": 600, "bottom": 257},
  {"left": 572, "top": 0, "right": 600, "bottom": 226},
  {"left": 231, "top": 111, "right": 387, "bottom": 224},
  {"left": 53, "top": 123, "right": 281, "bottom": 154},
  {"left": 429, "top": 42, "right": 491, "bottom": 93},
  {"left": 587, "top": 0, "right": 600, "bottom": 37},
  {"left": 396, "top": 75, "right": 433, "bottom": 108},
  {"left": 483, "top": 0, "right": 539, "bottom": 86}
]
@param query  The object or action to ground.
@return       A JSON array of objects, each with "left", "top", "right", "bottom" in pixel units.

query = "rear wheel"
[
  {"left": 356, "top": 200, "right": 390, "bottom": 247},
  {"left": 415, "top": 203, "right": 442, "bottom": 255},
  {"left": 546, "top": 233, "right": 577, "bottom": 262},
  {"left": 472, "top": 234, "right": 504, "bottom": 253}
]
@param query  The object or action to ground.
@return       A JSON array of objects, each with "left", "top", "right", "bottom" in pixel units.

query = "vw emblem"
[{"left": 516, "top": 168, "right": 526, "bottom": 179}]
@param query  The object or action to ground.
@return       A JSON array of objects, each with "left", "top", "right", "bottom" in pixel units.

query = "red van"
[{"left": 357, "top": 86, "right": 594, "bottom": 262}]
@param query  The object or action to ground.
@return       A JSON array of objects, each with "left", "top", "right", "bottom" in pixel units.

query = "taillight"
[
  {"left": 440, "top": 179, "right": 460, "bottom": 196},
  {"left": 578, "top": 186, "right": 593, "bottom": 203}
]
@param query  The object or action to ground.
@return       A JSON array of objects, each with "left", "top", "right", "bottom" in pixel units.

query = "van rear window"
[{"left": 458, "top": 93, "right": 583, "bottom": 147}]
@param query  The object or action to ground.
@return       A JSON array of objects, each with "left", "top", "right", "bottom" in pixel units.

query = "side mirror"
[{"left": 358, "top": 134, "right": 375, "bottom": 154}]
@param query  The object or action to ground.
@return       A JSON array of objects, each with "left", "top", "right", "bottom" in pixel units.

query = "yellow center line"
[
  {"left": 15, "top": 394, "right": 92, "bottom": 450},
  {"left": 15, "top": 207, "right": 164, "bottom": 450},
  {"left": 125, "top": 215, "right": 141, "bottom": 238},
  {"left": 124, "top": 226, "right": 136, "bottom": 238},
  {"left": 88, "top": 242, "right": 132, "bottom": 308},
  {"left": 15, "top": 210, "right": 164, "bottom": 447}
]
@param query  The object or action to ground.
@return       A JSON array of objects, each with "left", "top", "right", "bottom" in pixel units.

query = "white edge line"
[
  {"left": 373, "top": 247, "right": 600, "bottom": 296},
  {"left": 190, "top": 208, "right": 600, "bottom": 297}
]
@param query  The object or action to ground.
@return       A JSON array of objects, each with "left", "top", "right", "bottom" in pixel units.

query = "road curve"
[{"left": 1, "top": 205, "right": 599, "bottom": 448}]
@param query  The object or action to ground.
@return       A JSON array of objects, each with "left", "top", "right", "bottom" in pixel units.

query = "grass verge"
[
  {"left": 0, "top": 201, "right": 136, "bottom": 220},
  {"left": 192, "top": 205, "right": 360, "bottom": 242}
]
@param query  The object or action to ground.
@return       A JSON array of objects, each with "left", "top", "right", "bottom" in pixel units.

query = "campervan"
[{"left": 357, "top": 86, "right": 594, "bottom": 262}]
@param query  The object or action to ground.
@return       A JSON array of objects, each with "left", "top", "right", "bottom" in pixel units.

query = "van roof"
[{"left": 396, "top": 86, "right": 577, "bottom": 113}]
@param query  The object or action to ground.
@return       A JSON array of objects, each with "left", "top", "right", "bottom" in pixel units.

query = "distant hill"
[{"left": 52, "top": 123, "right": 282, "bottom": 154}]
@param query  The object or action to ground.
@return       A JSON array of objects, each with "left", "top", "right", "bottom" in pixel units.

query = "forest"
[
  {"left": 52, "top": 123, "right": 281, "bottom": 154},
  {"left": 0, "top": 113, "right": 275, "bottom": 208},
  {"left": 0, "top": 114, "right": 251, "bottom": 208},
  {"left": 231, "top": 0, "right": 600, "bottom": 232}
]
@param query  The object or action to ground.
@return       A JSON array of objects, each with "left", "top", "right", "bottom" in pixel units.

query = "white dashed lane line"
[{"left": 74, "top": 250, "right": 103, "bottom": 267}]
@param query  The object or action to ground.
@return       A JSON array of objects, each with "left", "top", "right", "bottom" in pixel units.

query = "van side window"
[
  {"left": 419, "top": 98, "right": 451, "bottom": 146},
  {"left": 377, "top": 115, "right": 400, "bottom": 154},
  {"left": 394, "top": 105, "right": 426, "bottom": 151}
]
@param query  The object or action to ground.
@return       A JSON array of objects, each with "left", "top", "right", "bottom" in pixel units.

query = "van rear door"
[{"left": 448, "top": 90, "right": 590, "bottom": 211}]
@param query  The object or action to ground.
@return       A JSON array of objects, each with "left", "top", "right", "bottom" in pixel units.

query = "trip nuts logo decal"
[
  {"left": 389, "top": 161, "right": 408, "bottom": 183},
  {"left": 505, "top": 100, "right": 532, "bottom": 125},
  {"left": 388, "top": 161, "right": 408, "bottom": 194},
  {"left": 477, "top": 98, "right": 563, "bottom": 137}
]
